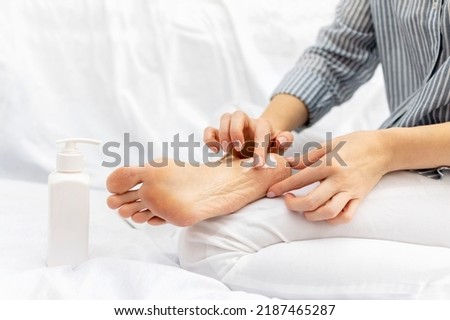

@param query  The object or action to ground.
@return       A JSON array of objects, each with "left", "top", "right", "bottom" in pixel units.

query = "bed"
[{"left": 1, "top": 0, "right": 449, "bottom": 299}]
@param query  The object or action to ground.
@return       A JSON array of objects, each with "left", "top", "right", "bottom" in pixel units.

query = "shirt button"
[{"left": 432, "top": 0, "right": 438, "bottom": 9}]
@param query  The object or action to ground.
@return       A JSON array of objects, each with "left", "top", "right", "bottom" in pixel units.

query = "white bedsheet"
[
  {"left": 0, "top": 179, "right": 266, "bottom": 299},
  {"left": 2, "top": 176, "right": 449, "bottom": 299}
]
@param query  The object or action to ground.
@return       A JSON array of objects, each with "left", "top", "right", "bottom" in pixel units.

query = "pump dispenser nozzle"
[{"left": 56, "top": 138, "right": 100, "bottom": 172}]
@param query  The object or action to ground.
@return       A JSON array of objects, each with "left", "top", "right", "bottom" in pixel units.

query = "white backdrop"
[{"left": 0, "top": 0, "right": 388, "bottom": 189}]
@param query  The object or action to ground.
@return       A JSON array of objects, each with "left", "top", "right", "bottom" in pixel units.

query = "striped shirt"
[{"left": 273, "top": 0, "right": 450, "bottom": 179}]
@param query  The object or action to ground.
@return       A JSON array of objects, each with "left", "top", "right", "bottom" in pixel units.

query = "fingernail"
[
  {"left": 210, "top": 146, "right": 218, "bottom": 153},
  {"left": 221, "top": 141, "right": 228, "bottom": 151},
  {"left": 277, "top": 136, "right": 288, "bottom": 145},
  {"left": 285, "top": 193, "right": 295, "bottom": 198},
  {"left": 234, "top": 141, "right": 242, "bottom": 151},
  {"left": 285, "top": 156, "right": 295, "bottom": 162},
  {"left": 266, "top": 192, "right": 276, "bottom": 198}
]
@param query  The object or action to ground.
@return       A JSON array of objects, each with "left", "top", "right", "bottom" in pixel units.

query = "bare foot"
[{"left": 106, "top": 154, "right": 291, "bottom": 226}]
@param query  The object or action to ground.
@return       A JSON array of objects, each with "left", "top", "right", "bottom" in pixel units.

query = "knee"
[
  {"left": 178, "top": 217, "right": 256, "bottom": 280},
  {"left": 178, "top": 201, "right": 293, "bottom": 279}
]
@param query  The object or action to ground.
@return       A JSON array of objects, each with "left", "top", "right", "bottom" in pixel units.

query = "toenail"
[{"left": 266, "top": 192, "right": 276, "bottom": 198}]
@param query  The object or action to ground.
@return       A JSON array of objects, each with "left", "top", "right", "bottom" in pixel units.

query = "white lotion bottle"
[{"left": 47, "top": 138, "right": 100, "bottom": 267}]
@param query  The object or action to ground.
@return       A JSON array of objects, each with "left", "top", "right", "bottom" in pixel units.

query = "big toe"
[{"left": 106, "top": 167, "right": 145, "bottom": 194}]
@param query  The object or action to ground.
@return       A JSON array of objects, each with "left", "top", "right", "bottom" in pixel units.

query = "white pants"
[{"left": 178, "top": 171, "right": 450, "bottom": 299}]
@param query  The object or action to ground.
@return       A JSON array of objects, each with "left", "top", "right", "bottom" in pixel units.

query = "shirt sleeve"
[{"left": 272, "top": 0, "right": 379, "bottom": 128}]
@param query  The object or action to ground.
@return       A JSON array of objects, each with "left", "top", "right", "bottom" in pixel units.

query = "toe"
[
  {"left": 106, "top": 167, "right": 145, "bottom": 194},
  {"left": 147, "top": 216, "right": 167, "bottom": 226},
  {"left": 107, "top": 190, "right": 140, "bottom": 209},
  {"left": 131, "top": 210, "right": 154, "bottom": 224},
  {"left": 118, "top": 201, "right": 146, "bottom": 218}
]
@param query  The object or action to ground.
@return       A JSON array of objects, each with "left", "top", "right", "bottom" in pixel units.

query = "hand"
[
  {"left": 204, "top": 111, "right": 293, "bottom": 167},
  {"left": 267, "top": 131, "right": 391, "bottom": 224}
]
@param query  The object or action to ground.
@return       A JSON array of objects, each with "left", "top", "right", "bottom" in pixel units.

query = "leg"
[
  {"left": 106, "top": 154, "right": 291, "bottom": 226},
  {"left": 179, "top": 171, "right": 450, "bottom": 280}
]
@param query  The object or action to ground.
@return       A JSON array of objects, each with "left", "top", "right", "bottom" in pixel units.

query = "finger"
[
  {"left": 267, "top": 165, "right": 332, "bottom": 197},
  {"left": 203, "top": 127, "right": 220, "bottom": 153},
  {"left": 283, "top": 193, "right": 298, "bottom": 212},
  {"left": 219, "top": 113, "right": 232, "bottom": 152},
  {"left": 304, "top": 192, "right": 352, "bottom": 221},
  {"left": 253, "top": 118, "right": 272, "bottom": 167},
  {"left": 327, "top": 198, "right": 361, "bottom": 225},
  {"left": 273, "top": 131, "right": 294, "bottom": 153},
  {"left": 283, "top": 179, "right": 338, "bottom": 213},
  {"left": 147, "top": 216, "right": 167, "bottom": 226},
  {"left": 287, "top": 145, "right": 326, "bottom": 170},
  {"left": 131, "top": 210, "right": 154, "bottom": 224},
  {"left": 229, "top": 111, "right": 247, "bottom": 151}
]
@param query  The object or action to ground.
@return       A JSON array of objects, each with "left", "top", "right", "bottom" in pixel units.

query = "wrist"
[
  {"left": 377, "top": 128, "right": 404, "bottom": 173},
  {"left": 261, "top": 94, "right": 308, "bottom": 131},
  {"left": 363, "top": 130, "right": 395, "bottom": 176}
]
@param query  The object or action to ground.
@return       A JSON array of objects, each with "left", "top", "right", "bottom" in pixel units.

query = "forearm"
[
  {"left": 261, "top": 94, "right": 309, "bottom": 132},
  {"left": 381, "top": 122, "right": 450, "bottom": 172}
]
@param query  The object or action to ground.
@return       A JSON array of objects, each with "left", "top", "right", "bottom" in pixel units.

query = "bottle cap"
[{"left": 56, "top": 138, "right": 101, "bottom": 172}]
